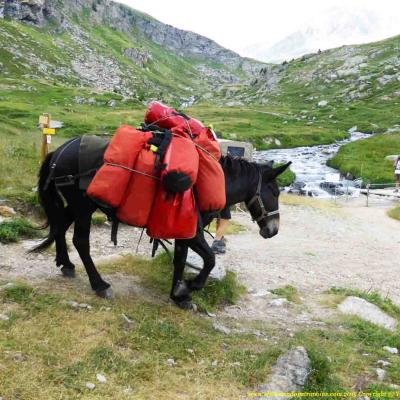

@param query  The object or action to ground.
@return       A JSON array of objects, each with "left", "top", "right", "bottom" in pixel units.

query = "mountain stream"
[{"left": 253, "top": 131, "right": 370, "bottom": 198}]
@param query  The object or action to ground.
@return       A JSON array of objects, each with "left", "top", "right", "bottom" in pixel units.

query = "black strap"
[{"left": 44, "top": 138, "right": 80, "bottom": 190}]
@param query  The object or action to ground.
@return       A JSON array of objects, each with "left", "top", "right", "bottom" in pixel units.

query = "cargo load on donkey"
[{"left": 87, "top": 102, "right": 226, "bottom": 240}]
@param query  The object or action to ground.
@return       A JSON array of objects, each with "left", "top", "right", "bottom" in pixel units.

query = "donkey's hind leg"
[
  {"left": 54, "top": 206, "right": 76, "bottom": 277},
  {"left": 72, "top": 210, "right": 112, "bottom": 299},
  {"left": 170, "top": 240, "right": 192, "bottom": 309}
]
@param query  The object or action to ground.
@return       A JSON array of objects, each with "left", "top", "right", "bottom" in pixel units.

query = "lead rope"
[{"left": 135, "top": 228, "right": 145, "bottom": 254}]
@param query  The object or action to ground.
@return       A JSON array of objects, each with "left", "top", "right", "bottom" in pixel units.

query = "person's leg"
[
  {"left": 396, "top": 175, "right": 400, "bottom": 191},
  {"left": 211, "top": 207, "right": 231, "bottom": 254},
  {"left": 215, "top": 218, "right": 230, "bottom": 241}
]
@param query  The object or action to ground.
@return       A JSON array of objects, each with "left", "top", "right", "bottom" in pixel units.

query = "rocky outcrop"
[
  {"left": 0, "top": 0, "right": 262, "bottom": 75},
  {"left": 0, "top": 0, "right": 49, "bottom": 24},
  {"left": 123, "top": 48, "right": 151, "bottom": 67}
]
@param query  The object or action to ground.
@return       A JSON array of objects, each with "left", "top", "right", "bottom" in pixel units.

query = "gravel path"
[
  {"left": 1, "top": 196, "right": 399, "bottom": 328},
  {"left": 222, "top": 197, "right": 400, "bottom": 302}
]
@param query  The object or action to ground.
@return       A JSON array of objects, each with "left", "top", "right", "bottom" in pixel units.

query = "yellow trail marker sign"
[{"left": 43, "top": 128, "right": 56, "bottom": 135}]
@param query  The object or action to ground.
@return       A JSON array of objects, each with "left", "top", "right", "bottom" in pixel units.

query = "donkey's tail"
[{"left": 29, "top": 152, "right": 62, "bottom": 253}]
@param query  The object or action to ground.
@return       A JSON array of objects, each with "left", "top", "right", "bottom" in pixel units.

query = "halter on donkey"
[{"left": 32, "top": 138, "right": 291, "bottom": 309}]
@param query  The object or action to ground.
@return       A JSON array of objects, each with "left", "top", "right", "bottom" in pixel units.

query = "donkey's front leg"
[
  {"left": 170, "top": 240, "right": 192, "bottom": 309},
  {"left": 186, "top": 234, "right": 215, "bottom": 292}
]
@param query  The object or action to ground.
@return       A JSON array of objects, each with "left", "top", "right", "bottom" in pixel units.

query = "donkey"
[{"left": 33, "top": 137, "right": 291, "bottom": 309}]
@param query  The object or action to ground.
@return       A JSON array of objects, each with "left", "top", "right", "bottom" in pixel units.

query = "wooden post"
[{"left": 39, "top": 113, "right": 51, "bottom": 162}]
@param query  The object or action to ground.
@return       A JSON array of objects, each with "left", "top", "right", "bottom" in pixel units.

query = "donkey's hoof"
[
  {"left": 173, "top": 298, "right": 193, "bottom": 310},
  {"left": 96, "top": 287, "right": 113, "bottom": 299},
  {"left": 173, "top": 280, "right": 190, "bottom": 298},
  {"left": 61, "top": 266, "right": 76, "bottom": 278}
]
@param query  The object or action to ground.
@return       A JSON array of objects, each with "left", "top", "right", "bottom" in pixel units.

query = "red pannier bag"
[
  {"left": 146, "top": 188, "right": 198, "bottom": 240},
  {"left": 87, "top": 126, "right": 152, "bottom": 208},
  {"left": 116, "top": 146, "right": 158, "bottom": 227},
  {"left": 162, "top": 129, "right": 199, "bottom": 192},
  {"left": 194, "top": 128, "right": 226, "bottom": 212},
  {"left": 145, "top": 101, "right": 204, "bottom": 137}
]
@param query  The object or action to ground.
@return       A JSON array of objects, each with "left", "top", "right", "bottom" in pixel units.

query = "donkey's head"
[{"left": 245, "top": 161, "right": 291, "bottom": 239}]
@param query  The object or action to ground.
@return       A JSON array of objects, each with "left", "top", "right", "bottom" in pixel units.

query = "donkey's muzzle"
[{"left": 259, "top": 217, "right": 279, "bottom": 239}]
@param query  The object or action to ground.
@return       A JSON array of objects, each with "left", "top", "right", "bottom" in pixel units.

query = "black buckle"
[{"left": 54, "top": 175, "right": 75, "bottom": 187}]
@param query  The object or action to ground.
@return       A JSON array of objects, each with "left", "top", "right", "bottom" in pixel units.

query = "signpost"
[{"left": 38, "top": 114, "right": 62, "bottom": 162}]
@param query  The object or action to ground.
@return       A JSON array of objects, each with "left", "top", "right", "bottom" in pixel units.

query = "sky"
[{"left": 116, "top": 0, "right": 400, "bottom": 56}]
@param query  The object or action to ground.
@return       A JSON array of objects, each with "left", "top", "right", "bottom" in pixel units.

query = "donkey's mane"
[{"left": 220, "top": 155, "right": 266, "bottom": 178}]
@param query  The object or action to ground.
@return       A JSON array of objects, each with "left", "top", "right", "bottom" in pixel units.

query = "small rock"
[
  {"left": 64, "top": 300, "right": 79, "bottom": 309},
  {"left": 123, "top": 387, "right": 134, "bottom": 394},
  {"left": 96, "top": 373, "right": 107, "bottom": 383},
  {"left": 3, "top": 283, "right": 14, "bottom": 289},
  {"left": 251, "top": 289, "right": 271, "bottom": 297},
  {"left": 64, "top": 301, "right": 92, "bottom": 310},
  {"left": 166, "top": 358, "right": 176, "bottom": 366},
  {"left": 211, "top": 360, "right": 218, "bottom": 367},
  {"left": 206, "top": 311, "right": 216, "bottom": 318},
  {"left": 186, "top": 349, "right": 194, "bottom": 354},
  {"left": 389, "top": 384, "right": 400, "bottom": 389},
  {"left": 86, "top": 382, "right": 95, "bottom": 390},
  {"left": 377, "top": 360, "right": 391, "bottom": 367},
  {"left": 212, "top": 321, "right": 231, "bottom": 335},
  {"left": 318, "top": 100, "right": 328, "bottom": 107},
  {"left": 8, "top": 351, "right": 26, "bottom": 362},
  {"left": 0, "top": 206, "right": 16, "bottom": 217},
  {"left": 108, "top": 100, "right": 117, "bottom": 107},
  {"left": 375, "top": 368, "right": 386, "bottom": 381},
  {"left": 0, "top": 314, "right": 9, "bottom": 321},
  {"left": 78, "top": 303, "right": 92, "bottom": 310},
  {"left": 121, "top": 314, "right": 135, "bottom": 330},
  {"left": 383, "top": 346, "right": 398, "bottom": 354},
  {"left": 269, "top": 298, "right": 288, "bottom": 307}
]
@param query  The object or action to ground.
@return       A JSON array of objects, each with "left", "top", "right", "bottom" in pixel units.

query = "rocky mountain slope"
[
  {"left": 0, "top": 0, "right": 263, "bottom": 104},
  {"left": 226, "top": 34, "right": 400, "bottom": 135}
]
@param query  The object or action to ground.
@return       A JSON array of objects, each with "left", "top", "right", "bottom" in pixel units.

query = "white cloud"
[{"left": 116, "top": 0, "right": 400, "bottom": 54}]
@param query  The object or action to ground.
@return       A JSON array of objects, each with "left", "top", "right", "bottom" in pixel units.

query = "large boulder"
[
  {"left": 256, "top": 347, "right": 311, "bottom": 400},
  {"left": 338, "top": 296, "right": 397, "bottom": 331}
]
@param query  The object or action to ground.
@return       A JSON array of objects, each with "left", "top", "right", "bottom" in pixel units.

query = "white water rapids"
[{"left": 253, "top": 131, "right": 370, "bottom": 198}]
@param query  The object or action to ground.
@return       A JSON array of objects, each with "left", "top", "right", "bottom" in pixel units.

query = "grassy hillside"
[{"left": 1, "top": 13, "right": 400, "bottom": 204}]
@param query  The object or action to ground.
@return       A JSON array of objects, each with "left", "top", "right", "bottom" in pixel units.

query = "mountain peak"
[{"left": 243, "top": 6, "right": 400, "bottom": 63}]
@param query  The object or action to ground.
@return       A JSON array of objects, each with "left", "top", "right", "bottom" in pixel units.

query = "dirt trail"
[
  {"left": 222, "top": 198, "right": 399, "bottom": 301},
  {"left": 1, "top": 196, "right": 399, "bottom": 328}
]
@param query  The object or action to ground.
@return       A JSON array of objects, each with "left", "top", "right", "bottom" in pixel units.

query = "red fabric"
[
  {"left": 194, "top": 128, "right": 226, "bottom": 212},
  {"left": 145, "top": 101, "right": 204, "bottom": 137},
  {"left": 162, "top": 132, "right": 199, "bottom": 186},
  {"left": 87, "top": 126, "right": 152, "bottom": 208},
  {"left": 147, "top": 188, "right": 198, "bottom": 239},
  {"left": 116, "top": 147, "right": 158, "bottom": 227}
]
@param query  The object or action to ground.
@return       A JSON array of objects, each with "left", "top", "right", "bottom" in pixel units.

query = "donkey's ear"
[
  {"left": 274, "top": 162, "right": 292, "bottom": 176},
  {"left": 263, "top": 162, "right": 292, "bottom": 181}
]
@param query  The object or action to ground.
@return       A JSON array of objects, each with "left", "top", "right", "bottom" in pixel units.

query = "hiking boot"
[{"left": 211, "top": 237, "right": 226, "bottom": 254}]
